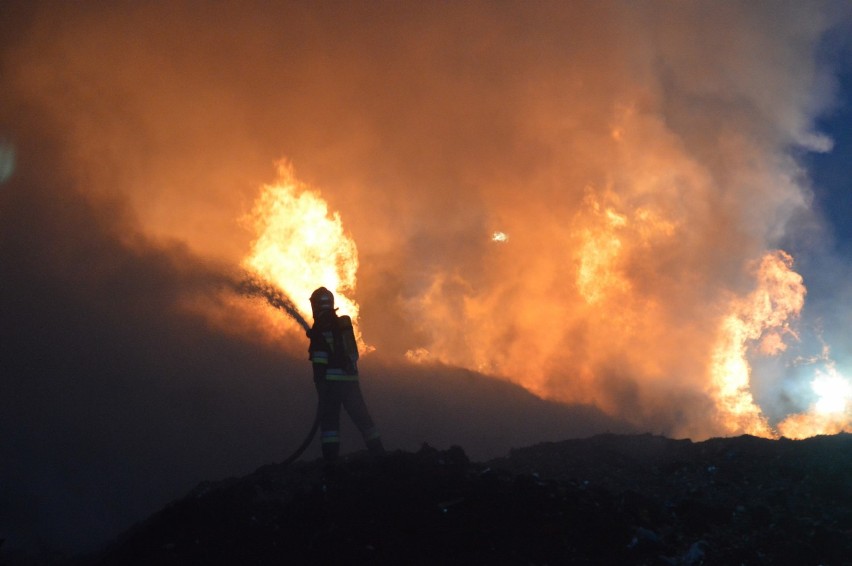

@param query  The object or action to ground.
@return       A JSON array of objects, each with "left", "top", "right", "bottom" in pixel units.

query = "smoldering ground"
[{"left": 1, "top": 0, "right": 851, "bottom": 559}]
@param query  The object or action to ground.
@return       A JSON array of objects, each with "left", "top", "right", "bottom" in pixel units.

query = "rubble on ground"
[{"left": 90, "top": 433, "right": 852, "bottom": 565}]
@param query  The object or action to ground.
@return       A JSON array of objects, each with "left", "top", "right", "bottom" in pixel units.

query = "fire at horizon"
[
  {"left": 11, "top": 1, "right": 849, "bottom": 443},
  {"left": 241, "top": 161, "right": 852, "bottom": 441}
]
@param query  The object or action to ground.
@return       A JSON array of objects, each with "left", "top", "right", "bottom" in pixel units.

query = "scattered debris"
[{"left": 90, "top": 433, "right": 852, "bottom": 565}]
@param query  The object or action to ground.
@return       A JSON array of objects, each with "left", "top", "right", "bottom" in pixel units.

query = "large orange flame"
[
  {"left": 708, "top": 251, "right": 852, "bottom": 438},
  {"left": 242, "top": 162, "right": 362, "bottom": 335},
  {"left": 708, "top": 251, "right": 805, "bottom": 436}
]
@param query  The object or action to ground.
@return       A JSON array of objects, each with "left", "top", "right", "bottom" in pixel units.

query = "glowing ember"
[
  {"left": 492, "top": 231, "right": 509, "bottom": 243},
  {"left": 242, "top": 161, "right": 362, "bottom": 336}
]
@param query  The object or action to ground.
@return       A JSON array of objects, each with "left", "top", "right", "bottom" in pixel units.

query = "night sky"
[
  {"left": 809, "top": 63, "right": 852, "bottom": 249},
  {"left": 2, "top": 1, "right": 852, "bottom": 560}
]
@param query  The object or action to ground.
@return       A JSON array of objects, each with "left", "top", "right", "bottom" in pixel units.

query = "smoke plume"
[{"left": 2, "top": 0, "right": 851, "bottom": 558}]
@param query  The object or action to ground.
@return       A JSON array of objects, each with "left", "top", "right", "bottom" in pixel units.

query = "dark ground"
[{"left": 30, "top": 433, "right": 852, "bottom": 566}]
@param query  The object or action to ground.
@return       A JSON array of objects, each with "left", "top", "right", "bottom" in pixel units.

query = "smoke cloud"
[{"left": 1, "top": 0, "right": 850, "bottom": 558}]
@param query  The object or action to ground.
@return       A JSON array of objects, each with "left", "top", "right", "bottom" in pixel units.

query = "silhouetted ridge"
[{"left": 91, "top": 434, "right": 852, "bottom": 566}]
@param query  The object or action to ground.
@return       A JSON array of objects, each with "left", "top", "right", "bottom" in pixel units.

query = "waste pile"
[{"left": 93, "top": 433, "right": 852, "bottom": 565}]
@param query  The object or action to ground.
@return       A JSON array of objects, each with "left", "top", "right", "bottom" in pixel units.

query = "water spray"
[{"left": 237, "top": 274, "right": 311, "bottom": 333}]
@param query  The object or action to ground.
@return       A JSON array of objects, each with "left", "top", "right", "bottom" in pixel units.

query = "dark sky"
[
  {"left": 1, "top": 1, "right": 852, "bottom": 560},
  {"left": 809, "top": 64, "right": 852, "bottom": 249}
]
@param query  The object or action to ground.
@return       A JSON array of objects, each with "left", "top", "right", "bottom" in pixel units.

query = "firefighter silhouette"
[{"left": 308, "top": 287, "right": 384, "bottom": 462}]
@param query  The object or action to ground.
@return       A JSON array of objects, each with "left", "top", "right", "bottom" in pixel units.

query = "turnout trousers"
[{"left": 315, "top": 380, "right": 383, "bottom": 462}]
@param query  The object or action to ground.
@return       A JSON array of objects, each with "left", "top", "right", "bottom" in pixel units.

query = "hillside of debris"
[{"left": 86, "top": 433, "right": 852, "bottom": 565}]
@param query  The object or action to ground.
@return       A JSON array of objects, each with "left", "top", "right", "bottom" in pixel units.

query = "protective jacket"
[{"left": 308, "top": 314, "right": 358, "bottom": 381}]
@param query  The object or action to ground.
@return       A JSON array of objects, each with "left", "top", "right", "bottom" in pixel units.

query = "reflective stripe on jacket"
[{"left": 309, "top": 328, "right": 358, "bottom": 381}]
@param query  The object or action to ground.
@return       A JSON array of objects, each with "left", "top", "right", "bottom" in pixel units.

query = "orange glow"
[
  {"left": 13, "top": 1, "right": 843, "bottom": 442},
  {"left": 576, "top": 191, "right": 630, "bottom": 305},
  {"left": 776, "top": 365, "right": 852, "bottom": 438},
  {"left": 708, "top": 251, "right": 804, "bottom": 436},
  {"left": 704, "top": 252, "right": 852, "bottom": 439},
  {"left": 777, "top": 412, "right": 852, "bottom": 439},
  {"left": 242, "top": 162, "right": 363, "bottom": 340}
]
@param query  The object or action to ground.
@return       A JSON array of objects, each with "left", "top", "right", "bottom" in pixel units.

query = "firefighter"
[{"left": 308, "top": 287, "right": 384, "bottom": 462}]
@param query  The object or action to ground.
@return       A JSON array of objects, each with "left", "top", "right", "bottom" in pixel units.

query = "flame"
[
  {"left": 777, "top": 411, "right": 852, "bottom": 439},
  {"left": 708, "top": 251, "right": 805, "bottom": 436},
  {"left": 775, "top": 364, "right": 852, "bottom": 438},
  {"left": 235, "top": 161, "right": 851, "bottom": 441},
  {"left": 242, "top": 161, "right": 362, "bottom": 335},
  {"left": 576, "top": 190, "right": 631, "bottom": 305},
  {"left": 707, "top": 251, "right": 852, "bottom": 438}
]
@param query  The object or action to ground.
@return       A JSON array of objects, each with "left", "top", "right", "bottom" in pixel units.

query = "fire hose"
[
  {"left": 281, "top": 398, "right": 321, "bottom": 466},
  {"left": 237, "top": 275, "right": 319, "bottom": 466}
]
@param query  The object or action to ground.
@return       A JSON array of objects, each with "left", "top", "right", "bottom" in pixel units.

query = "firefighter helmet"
[{"left": 310, "top": 287, "right": 335, "bottom": 316}]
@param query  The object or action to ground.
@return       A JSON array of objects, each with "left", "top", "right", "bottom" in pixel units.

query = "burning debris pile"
[{"left": 90, "top": 433, "right": 852, "bottom": 566}]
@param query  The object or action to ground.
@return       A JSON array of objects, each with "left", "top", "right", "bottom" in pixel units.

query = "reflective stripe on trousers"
[{"left": 321, "top": 430, "right": 340, "bottom": 444}]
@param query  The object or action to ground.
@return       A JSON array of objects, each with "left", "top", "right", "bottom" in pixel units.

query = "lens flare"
[
  {"left": 812, "top": 367, "right": 852, "bottom": 414},
  {"left": 777, "top": 365, "right": 852, "bottom": 438},
  {"left": 242, "top": 162, "right": 362, "bottom": 336}
]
